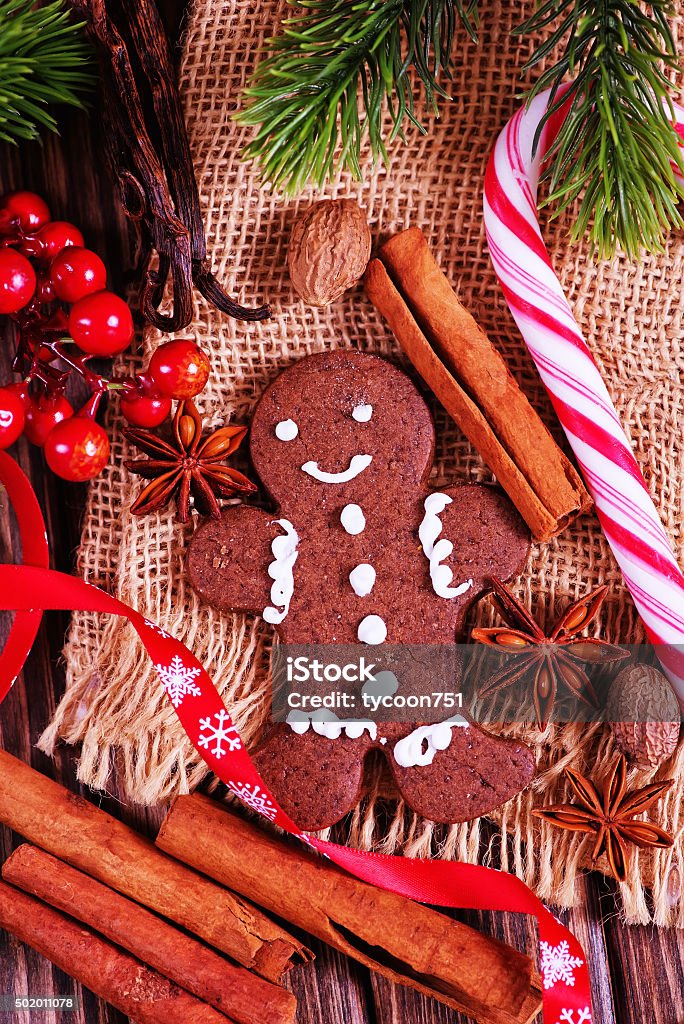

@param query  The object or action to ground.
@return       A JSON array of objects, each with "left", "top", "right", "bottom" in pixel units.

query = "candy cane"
[{"left": 484, "top": 89, "right": 684, "bottom": 699}]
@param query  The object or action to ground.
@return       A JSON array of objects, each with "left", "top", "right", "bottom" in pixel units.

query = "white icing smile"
[
  {"left": 301, "top": 454, "right": 372, "bottom": 483},
  {"left": 263, "top": 519, "right": 299, "bottom": 624},
  {"left": 419, "top": 493, "right": 473, "bottom": 600},
  {"left": 393, "top": 716, "right": 470, "bottom": 768}
]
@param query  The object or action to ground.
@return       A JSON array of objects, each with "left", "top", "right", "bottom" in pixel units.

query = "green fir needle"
[
  {"left": 516, "top": 0, "right": 684, "bottom": 258},
  {"left": 0, "top": 0, "right": 92, "bottom": 146},
  {"left": 236, "top": 0, "right": 479, "bottom": 195}
]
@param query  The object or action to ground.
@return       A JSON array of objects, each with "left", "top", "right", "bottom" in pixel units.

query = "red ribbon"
[
  {"left": 0, "top": 450, "right": 593, "bottom": 1024},
  {"left": 0, "top": 452, "right": 49, "bottom": 700}
]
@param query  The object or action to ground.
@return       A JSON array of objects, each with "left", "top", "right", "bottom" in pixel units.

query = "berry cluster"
[{"left": 0, "top": 191, "right": 211, "bottom": 481}]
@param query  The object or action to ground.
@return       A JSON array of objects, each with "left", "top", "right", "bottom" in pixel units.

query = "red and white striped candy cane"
[{"left": 484, "top": 89, "right": 684, "bottom": 698}]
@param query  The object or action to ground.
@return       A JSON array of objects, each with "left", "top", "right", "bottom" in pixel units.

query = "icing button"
[
  {"left": 357, "top": 614, "right": 387, "bottom": 645},
  {"left": 352, "top": 403, "right": 373, "bottom": 423},
  {"left": 349, "top": 563, "right": 375, "bottom": 596},
  {"left": 340, "top": 504, "right": 366, "bottom": 535}
]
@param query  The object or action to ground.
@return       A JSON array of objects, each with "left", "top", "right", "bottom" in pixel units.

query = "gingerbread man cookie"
[{"left": 188, "top": 350, "right": 535, "bottom": 830}]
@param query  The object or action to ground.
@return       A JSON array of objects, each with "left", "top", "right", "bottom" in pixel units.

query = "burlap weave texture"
[{"left": 46, "top": 0, "right": 684, "bottom": 925}]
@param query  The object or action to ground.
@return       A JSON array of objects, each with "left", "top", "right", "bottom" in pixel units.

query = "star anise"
[
  {"left": 123, "top": 399, "right": 256, "bottom": 523},
  {"left": 471, "top": 578, "right": 629, "bottom": 728},
  {"left": 533, "top": 754, "right": 674, "bottom": 882}
]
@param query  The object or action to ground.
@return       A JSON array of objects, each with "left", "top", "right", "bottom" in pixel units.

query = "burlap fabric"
[{"left": 43, "top": 0, "right": 684, "bottom": 925}]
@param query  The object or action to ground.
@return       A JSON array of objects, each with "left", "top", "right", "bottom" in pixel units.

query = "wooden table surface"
[{"left": 1, "top": 5, "right": 684, "bottom": 1023}]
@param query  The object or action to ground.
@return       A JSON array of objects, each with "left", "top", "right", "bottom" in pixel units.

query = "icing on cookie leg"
[
  {"left": 393, "top": 716, "right": 470, "bottom": 768},
  {"left": 287, "top": 709, "right": 377, "bottom": 741}
]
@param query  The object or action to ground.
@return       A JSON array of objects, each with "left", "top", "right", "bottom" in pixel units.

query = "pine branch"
[
  {"left": 516, "top": 0, "right": 684, "bottom": 257},
  {"left": 236, "top": 0, "right": 479, "bottom": 194},
  {"left": 0, "top": 0, "right": 92, "bottom": 145}
]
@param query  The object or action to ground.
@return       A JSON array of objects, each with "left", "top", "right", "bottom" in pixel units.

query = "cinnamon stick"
[
  {"left": 3, "top": 845, "right": 296, "bottom": 1024},
  {"left": 0, "top": 751, "right": 311, "bottom": 981},
  {"left": 157, "top": 795, "right": 543, "bottom": 1024},
  {"left": 365, "top": 227, "right": 591, "bottom": 541},
  {"left": 0, "top": 881, "right": 231, "bottom": 1024}
]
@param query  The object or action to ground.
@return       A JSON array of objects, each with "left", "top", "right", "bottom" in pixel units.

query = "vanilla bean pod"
[{"left": 68, "top": 0, "right": 270, "bottom": 329}]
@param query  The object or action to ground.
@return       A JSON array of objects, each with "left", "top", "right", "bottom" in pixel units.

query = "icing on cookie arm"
[
  {"left": 419, "top": 494, "right": 474, "bottom": 600},
  {"left": 421, "top": 485, "right": 530, "bottom": 597}
]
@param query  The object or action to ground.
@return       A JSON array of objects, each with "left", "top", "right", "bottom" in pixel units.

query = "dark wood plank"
[
  {"left": 599, "top": 874, "right": 684, "bottom": 1021},
  {"left": 285, "top": 939, "right": 373, "bottom": 1024},
  {"left": 371, "top": 972, "right": 457, "bottom": 1024},
  {"left": 561, "top": 877, "right": 616, "bottom": 1023}
]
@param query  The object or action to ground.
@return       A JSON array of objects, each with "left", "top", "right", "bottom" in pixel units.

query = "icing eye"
[
  {"left": 275, "top": 419, "right": 298, "bottom": 441},
  {"left": 352, "top": 404, "right": 373, "bottom": 423}
]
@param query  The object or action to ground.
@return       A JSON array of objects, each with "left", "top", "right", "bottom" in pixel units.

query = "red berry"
[
  {"left": 0, "top": 192, "right": 51, "bottom": 234},
  {"left": 35, "top": 272, "right": 56, "bottom": 304},
  {"left": 4, "top": 381, "right": 31, "bottom": 410},
  {"left": 120, "top": 391, "right": 172, "bottom": 429},
  {"left": 120, "top": 371, "right": 172, "bottom": 428},
  {"left": 24, "top": 393, "right": 74, "bottom": 447},
  {"left": 44, "top": 416, "right": 110, "bottom": 482},
  {"left": 50, "top": 247, "right": 107, "bottom": 303},
  {"left": 0, "top": 248, "right": 36, "bottom": 313},
  {"left": 35, "top": 221, "right": 85, "bottom": 261},
  {"left": 69, "top": 290, "right": 134, "bottom": 356},
  {"left": 148, "top": 340, "right": 211, "bottom": 399},
  {"left": 0, "top": 386, "right": 26, "bottom": 448}
]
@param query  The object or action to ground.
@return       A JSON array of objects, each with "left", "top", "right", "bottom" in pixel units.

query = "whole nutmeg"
[
  {"left": 287, "top": 199, "right": 372, "bottom": 306},
  {"left": 606, "top": 663, "right": 681, "bottom": 769}
]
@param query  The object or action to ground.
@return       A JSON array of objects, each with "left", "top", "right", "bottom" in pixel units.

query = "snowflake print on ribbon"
[
  {"left": 198, "top": 709, "right": 242, "bottom": 758},
  {"left": 144, "top": 617, "right": 172, "bottom": 639},
  {"left": 556, "top": 1009, "right": 592, "bottom": 1024},
  {"left": 541, "top": 939, "right": 584, "bottom": 990},
  {"left": 228, "top": 781, "right": 277, "bottom": 821},
  {"left": 155, "top": 654, "right": 202, "bottom": 707}
]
